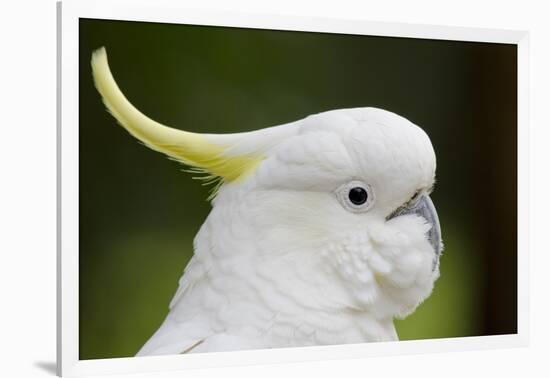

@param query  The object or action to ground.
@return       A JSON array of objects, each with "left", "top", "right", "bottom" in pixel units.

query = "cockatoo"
[{"left": 91, "top": 47, "right": 442, "bottom": 356}]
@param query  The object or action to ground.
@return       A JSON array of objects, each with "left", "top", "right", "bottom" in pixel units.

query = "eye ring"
[{"left": 335, "top": 180, "right": 375, "bottom": 213}]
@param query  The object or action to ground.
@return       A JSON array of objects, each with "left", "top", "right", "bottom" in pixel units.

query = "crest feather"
[{"left": 91, "top": 47, "right": 262, "bottom": 183}]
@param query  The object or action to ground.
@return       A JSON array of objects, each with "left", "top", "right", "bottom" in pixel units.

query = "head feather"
[{"left": 91, "top": 47, "right": 263, "bottom": 184}]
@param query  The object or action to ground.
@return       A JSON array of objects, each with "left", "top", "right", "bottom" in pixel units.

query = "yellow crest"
[{"left": 91, "top": 47, "right": 263, "bottom": 188}]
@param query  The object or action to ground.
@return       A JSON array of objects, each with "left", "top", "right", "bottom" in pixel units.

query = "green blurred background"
[{"left": 79, "top": 18, "right": 517, "bottom": 360}]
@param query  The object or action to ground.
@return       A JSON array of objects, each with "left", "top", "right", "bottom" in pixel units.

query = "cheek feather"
[{"left": 321, "top": 215, "right": 438, "bottom": 317}]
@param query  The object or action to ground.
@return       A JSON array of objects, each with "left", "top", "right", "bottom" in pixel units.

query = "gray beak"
[{"left": 387, "top": 195, "right": 442, "bottom": 270}]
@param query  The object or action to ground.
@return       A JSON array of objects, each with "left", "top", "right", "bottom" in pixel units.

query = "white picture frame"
[{"left": 57, "top": 0, "right": 529, "bottom": 376}]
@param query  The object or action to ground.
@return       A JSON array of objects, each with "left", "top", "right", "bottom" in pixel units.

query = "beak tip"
[{"left": 387, "top": 194, "right": 442, "bottom": 270}]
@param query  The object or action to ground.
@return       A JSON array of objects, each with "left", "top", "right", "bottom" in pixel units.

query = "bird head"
[{"left": 92, "top": 47, "right": 442, "bottom": 322}]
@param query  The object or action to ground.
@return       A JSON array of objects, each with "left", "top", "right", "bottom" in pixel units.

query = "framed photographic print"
[{"left": 57, "top": 0, "right": 529, "bottom": 376}]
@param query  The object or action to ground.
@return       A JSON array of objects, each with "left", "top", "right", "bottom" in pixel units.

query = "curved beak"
[{"left": 387, "top": 195, "right": 442, "bottom": 270}]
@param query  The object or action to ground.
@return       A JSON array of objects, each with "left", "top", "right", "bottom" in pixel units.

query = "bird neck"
[{"left": 182, "top": 211, "right": 399, "bottom": 346}]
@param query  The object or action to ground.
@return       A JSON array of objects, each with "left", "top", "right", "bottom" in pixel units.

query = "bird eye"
[
  {"left": 349, "top": 187, "right": 368, "bottom": 205},
  {"left": 335, "top": 181, "right": 375, "bottom": 213}
]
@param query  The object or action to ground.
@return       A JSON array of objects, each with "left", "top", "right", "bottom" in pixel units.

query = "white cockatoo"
[{"left": 91, "top": 47, "right": 442, "bottom": 356}]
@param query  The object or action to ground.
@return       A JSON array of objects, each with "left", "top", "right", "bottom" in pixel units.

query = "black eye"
[
  {"left": 348, "top": 187, "right": 368, "bottom": 205},
  {"left": 335, "top": 180, "right": 375, "bottom": 213}
]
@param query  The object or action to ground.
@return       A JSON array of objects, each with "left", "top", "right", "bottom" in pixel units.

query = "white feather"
[{"left": 135, "top": 107, "right": 440, "bottom": 355}]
